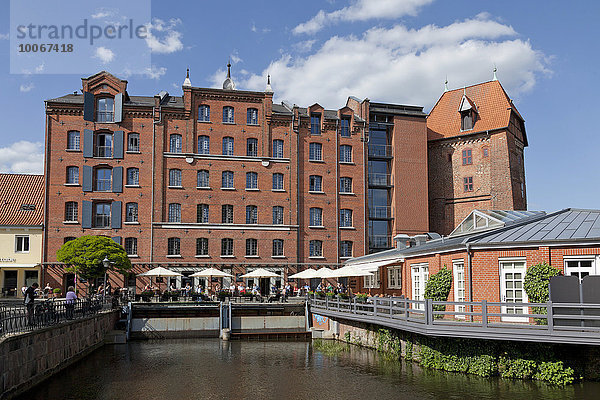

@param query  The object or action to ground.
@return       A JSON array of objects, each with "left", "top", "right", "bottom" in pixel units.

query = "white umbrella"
[
  {"left": 138, "top": 267, "right": 181, "bottom": 293},
  {"left": 288, "top": 268, "right": 319, "bottom": 279},
  {"left": 190, "top": 268, "right": 233, "bottom": 278},
  {"left": 138, "top": 266, "right": 182, "bottom": 277},
  {"left": 240, "top": 268, "right": 279, "bottom": 278},
  {"left": 333, "top": 265, "right": 374, "bottom": 277},
  {"left": 314, "top": 267, "right": 337, "bottom": 279}
]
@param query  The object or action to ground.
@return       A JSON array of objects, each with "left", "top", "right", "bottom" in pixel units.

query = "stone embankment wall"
[
  {"left": 0, "top": 310, "right": 119, "bottom": 400},
  {"left": 328, "top": 317, "right": 600, "bottom": 385}
]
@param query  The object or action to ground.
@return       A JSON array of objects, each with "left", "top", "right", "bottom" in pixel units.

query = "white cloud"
[
  {"left": 0, "top": 33, "right": 8, "bottom": 40},
  {"left": 230, "top": 51, "right": 243, "bottom": 64},
  {"left": 294, "top": 0, "right": 435, "bottom": 35},
  {"left": 0, "top": 141, "right": 44, "bottom": 174},
  {"left": 94, "top": 47, "right": 115, "bottom": 64},
  {"left": 143, "top": 65, "right": 167, "bottom": 79},
  {"left": 228, "top": 15, "right": 549, "bottom": 110},
  {"left": 293, "top": 39, "right": 317, "bottom": 53},
  {"left": 145, "top": 18, "right": 183, "bottom": 54},
  {"left": 91, "top": 10, "right": 112, "bottom": 19},
  {"left": 19, "top": 83, "right": 34, "bottom": 92}
]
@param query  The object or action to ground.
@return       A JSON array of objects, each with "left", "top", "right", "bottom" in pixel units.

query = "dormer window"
[
  {"left": 310, "top": 113, "right": 321, "bottom": 135},
  {"left": 96, "top": 97, "right": 114, "bottom": 122},
  {"left": 461, "top": 110, "right": 474, "bottom": 131},
  {"left": 459, "top": 93, "right": 477, "bottom": 131}
]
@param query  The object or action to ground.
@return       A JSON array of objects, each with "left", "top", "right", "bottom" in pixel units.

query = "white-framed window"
[
  {"left": 67, "top": 131, "right": 80, "bottom": 150},
  {"left": 309, "top": 175, "right": 322, "bottom": 192},
  {"left": 246, "top": 238, "right": 258, "bottom": 256},
  {"left": 223, "top": 106, "right": 234, "bottom": 124},
  {"left": 222, "top": 137, "right": 234, "bottom": 156},
  {"left": 127, "top": 133, "right": 140, "bottom": 152},
  {"left": 197, "top": 170, "right": 209, "bottom": 188},
  {"left": 65, "top": 201, "right": 78, "bottom": 221},
  {"left": 169, "top": 134, "right": 182, "bottom": 153},
  {"left": 309, "top": 142, "right": 322, "bottom": 161},
  {"left": 340, "top": 177, "right": 352, "bottom": 193},
  {"left": 198, "top": 105, "right": 210, "bottom": 122},
  {"left": 125, "top": 202, "right": 138, "bottom": 222},
  {"left": 196, "top": 238, "right": 209, "bottom": 256},
  {"left": 246, "top": 172, "right": 258, "bottom": 189},
  {"left": 221, "top": 171, "right": 234, "bottom": 188},
  {"left": 387, "top": 266, "right": 401, "bottom": 289},
  {"left": 272, "top": 206, "right": 284, "bottom": 225},
  {"left": 198, "top": 135, "right": 210, "bottom": 154},
  {"left": 15, "top": 235, "right": 30, "bottom": 253},
  {"left": 197, "top": 204, "right": 209, "bottom": 223},
  {"left": 564, "top": 256, "right": 597, "bottom": 281},
  {"left": 127, "top": 168, "right": 139, "bottom": 186},
  {"left": 273, "top": 239, "right": 284, "bottom": 257},
  {"left": 96, "top": 97, "right": 114, "bottom": 122},
  {"left": 167, "top": 237, "right": 180, "bottom": 255},
  {"left": 340, "top": 145, "right": 352, "bottom": 163},
  {"left": 246, "top": 205, "right": 258, "bottom": 224},
  {"left": 272, "top": 139, "right": 284, "bottom": 158},
  {"left": 340, "top": 241, "right": 353, "bottom": 258},
  {"left": 453, "top": 260, "right": 466, "bottom": 317},
  {"left": 364, "top": 269, "right": 380, "bottom": 288},
  {"left": 411, "top": 263, "right": 429, "bottom": 302},
  {"left": 339, "top": 209, "right": 353, "bottom": 227},
  {"left": 66, "top": 166, "right": 79, "bottom": 184},
  {"left": 272, "top": 173, "right": 284, "bottom": 190},
  {"left": 221, "top": 238, "right": 233, "bottom": 256}
]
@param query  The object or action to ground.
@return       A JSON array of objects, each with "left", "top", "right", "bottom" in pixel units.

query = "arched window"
[
  {"left": 96, "top": 97, "right": 114, "bottom": 122},
  {"left": 223, "top": 106, "right": 234, "bottom": 123},
  {"left": 94, "top": 132, "right": 113, "bottom": 157},
  {"left": 309, "top": 143, "right": 322, "bottom": 161},
  {"left": 246, "top": 205, "right": 258, "bottom": 224},
  {"left": 196, "top": 238, "right": 209, "bottom": 256},
  {"left": 197, "top": 170, "right": 209, "bottom": 188},
  {"left": 169, "top": 169, "right": 182, "bottom": 187},
  {"left": 221, "top": 238, "right": 233, "bottom": 256},
  {"left": 167, "top": 237, "right": 180, "bottom": 255},
  {"left": 272, "top": 173, "right": 284, "bottom": 191},
  {"left": 247, "top": 108, "right": 258, "bottom": 125},
  {"left": 168, "top": 203, "right": 181, "bottom": 222},
  {"left": 340, "top": 145, "right": 352, "bottom": 163},
  {"left": 197, "top": 204, "right": 209, "bottom": 223},
  {"left": 221, "top": 171, "right": 234, "bottom": 188},
  {"left": 125, "top": 237, "right": 138, "bottom": 255},
  {"left": 198, "top": 135, "right": 210, "bottom": 154},
  {"left": 170, "top": 134, "right": 182, "bottom": 153},
  {"left": 127, "top": 133, "right": 140, "bottom": 152},
  {"left": 95, "top": 167, "right": 112, "bottom": 191},
  {"left": 309, "top": 240, "right": 323, "bottom": 257},
  {"left": 309, "top": 207, "right": 323, "bottom": 227},
  {"left": 340, "top": 241, "right": 353, "bottom": 258},
  {"left": 246, "top": 172, "right": 258, "bottom": 189},
  {"left": 222, "top": 137, "right": 234, "bottom": 156},
  {"left": 67, "top": 131, "right": 80, "bottom": 150},
  {"left": 340, "top": 209, "right": 353, "bottom": 227},
  {"left": 272, "top": 139, "right": 284, "bottom": 158},
  {"left": 66, "top": 166, "right": 79, "bottom": 184},
  {"left": 65, "top": 201, "right": 78, "bottom": 221},
  {"left": 222, "top": 204, "right": 234, "bottom": 223},
  {"left": 125, "top": 202, "right": 138, "bottom": 222},
  {"left": 198, "top": 105, "right": 210, "bottom": 122},
  {"left": 247, "top": 138, "right": 258, "bottom": 157},
  {"left": 272, "top": 206, "right": 284, "bottom": 225},
  {"left": 309, "top": 175, "right": 322, "bottom": 192},
  {"left": 272, "top": 239, "right": 284, "bottom": 257},
  {"left": 340, "top": 177, "right": 352, "bottom": 193},
  {"left": 246, "top": 238, "right": 258, "bottom": 256},
  {"left": 126, "top": 167, "right": 139, "bottom": 186}
]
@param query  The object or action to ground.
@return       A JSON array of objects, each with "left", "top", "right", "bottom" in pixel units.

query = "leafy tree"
[
  {"left": 56, "top": 235, "right": 132, "bottom": 283},
  {"left": 424, "top": 266, "right": 453, "bottom": 316},
  {"left": 523, "top": 263, "right": 562, "bottom": 324}
]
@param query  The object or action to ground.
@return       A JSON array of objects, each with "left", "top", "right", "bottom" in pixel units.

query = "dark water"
[{"left": 17, "top": 339, "right": 600, "bottom": 400}]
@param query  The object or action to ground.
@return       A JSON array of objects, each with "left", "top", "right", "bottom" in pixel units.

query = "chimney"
[{"left": 393, "top": 234, "right": 410, "bottom": 249}]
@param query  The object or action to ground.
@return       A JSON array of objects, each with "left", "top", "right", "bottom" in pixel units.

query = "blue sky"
[{"left": 0, "top": 0, "right": 598, "bottom": 213}]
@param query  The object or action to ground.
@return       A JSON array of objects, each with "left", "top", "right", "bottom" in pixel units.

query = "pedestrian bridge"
[{"left": 308, "top": 296, "right": 600, "bottom": 346}]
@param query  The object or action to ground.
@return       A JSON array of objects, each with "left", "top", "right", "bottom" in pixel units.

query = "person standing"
[
  {"left": 65, "top": 286, "right": 77, "bottom": 319},
  {"left": 24, "top": 282, "right": 39, "bottom": 325}
]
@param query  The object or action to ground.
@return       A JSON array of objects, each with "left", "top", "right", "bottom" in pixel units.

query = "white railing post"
[{"left": 481, "top": 300, "right": 488, "bottom": 328}]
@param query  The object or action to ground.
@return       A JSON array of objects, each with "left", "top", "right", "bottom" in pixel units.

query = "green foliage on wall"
[
  {"left": 523, "top": 262, "right": 562, "bottom": 324},
  {"left": 369, "top": 329, "right": 575, "bottom": 385},
  {"left": 424, "top": 266, "right": 453, "bottom": 315}
]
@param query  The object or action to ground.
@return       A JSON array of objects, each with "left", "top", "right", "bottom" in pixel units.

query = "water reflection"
[{"left": 17, "top": 340, "right": 596, "bottom": 400}]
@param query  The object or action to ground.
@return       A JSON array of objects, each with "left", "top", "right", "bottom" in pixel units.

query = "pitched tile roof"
[
  {"left": 427, "top": 80, "right": 523, "bottom": 141},
  {"left": 0, "top": 174, "right": 44, "bottom": 226}
]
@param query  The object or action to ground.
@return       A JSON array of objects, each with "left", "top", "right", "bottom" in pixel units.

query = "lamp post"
[{"left": 102, "top": 257, "right": 113, "bottom": 297}]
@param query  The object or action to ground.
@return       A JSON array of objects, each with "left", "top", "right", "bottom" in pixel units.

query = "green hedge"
[
  {"left": 523, "top": 263, "right": 562, "bottom": 324},
  {"left": 370, "top": 328, "right": 575, "bottom": 385},
  {"left": 424, "top": 267, "right": 452, "bottom": 316}
]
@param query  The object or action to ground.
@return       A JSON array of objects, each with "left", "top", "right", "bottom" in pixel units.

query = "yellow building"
[{"left": 0, "top": 174, "right": 44, "bottom": 298}]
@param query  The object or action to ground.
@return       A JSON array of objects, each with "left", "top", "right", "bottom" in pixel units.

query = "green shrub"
[
  {"left": 534, "top": 361, "right": 575, "bottom": 385},
  {"left": 53, "top": 288, "right": 62, "bottom": 294},
  {"left": 523, "top": 263, "right": 562, "bottom": 324},
  {"left": 424, "top": 267, "right": 452, "bottom": 317}
]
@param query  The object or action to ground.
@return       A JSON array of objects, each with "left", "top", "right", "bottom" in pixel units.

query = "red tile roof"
[
  {"left": 427, "top": 80, "right": 524, "bottom": 141},
  {"left": 0, "top": 174, "right": 44, "bottom": 226}
]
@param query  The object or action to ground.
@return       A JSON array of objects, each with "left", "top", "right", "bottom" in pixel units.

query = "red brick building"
[
  {"left": 42, "top": 69, "right": 429, "bottom": 292},
  {"left": 347, "top": 209, "right": 600, "bottom": 319},
  {"left": 427, "top": 79, "right": 528, "bottom": 236}
]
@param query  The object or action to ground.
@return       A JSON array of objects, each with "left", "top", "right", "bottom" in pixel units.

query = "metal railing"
[
  {"left": 95, "top": 145, "right": 112, "bottom": 158},
  {"left": 368, "top": 144, "right": 393, "bottom": 157},
  {"left": 368, "top": 173, "right": 392, "bottom": 186},
  {"left": 309, "top": 295, "right": 600, "bottom": 345},
  {"left": 96, "top": 111, "right": 114, "bottom": 123},
  {"left": 0, "top": 297, "right": 110, "bottom": 337},
  {"left": 369, "top": 206, "right": 392, "bottom": 219}
]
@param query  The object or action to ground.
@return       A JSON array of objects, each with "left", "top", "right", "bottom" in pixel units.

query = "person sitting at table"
[
  {"left": 237, "top": 282, "right": 245, "bottom": 294},
  {"left": 184, "top": 283, "right": 192, "bottom": 295},
  {"left": 169, "top": 282, "right": 177, "bottom": 292}
]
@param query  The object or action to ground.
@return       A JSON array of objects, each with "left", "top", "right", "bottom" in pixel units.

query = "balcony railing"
[
  {"left": 95, "top": 145, "right": 112, "bottom": 158},
  {"left": 369, "top": 234, "right": 391, "bottom": 248},
  {"left": 94, "top": 215, "right": 111, "bottom": 228},
  {"left": 369, "top": 206, "right": 392, "bottom": 219},
  {"left": 368, "top": 144, "right": 393, "bottom": 157},
  {"left": 368, "top": 173, "right": 392, "bottom": 186},
  {"left": 96, "top": 111, "right": 114, "bottom": 123}
]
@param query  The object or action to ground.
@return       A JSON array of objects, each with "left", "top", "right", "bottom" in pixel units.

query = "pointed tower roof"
[
  {"left": 222, "top": 62, "right": 236, "bottom": 90},
  {"left": 183, "top": 68, "right": 191, "bottom": 87}
]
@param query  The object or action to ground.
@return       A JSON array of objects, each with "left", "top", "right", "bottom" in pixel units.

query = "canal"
[{"left": 17, "top": 339, "right": 599, "bottom": 400}]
